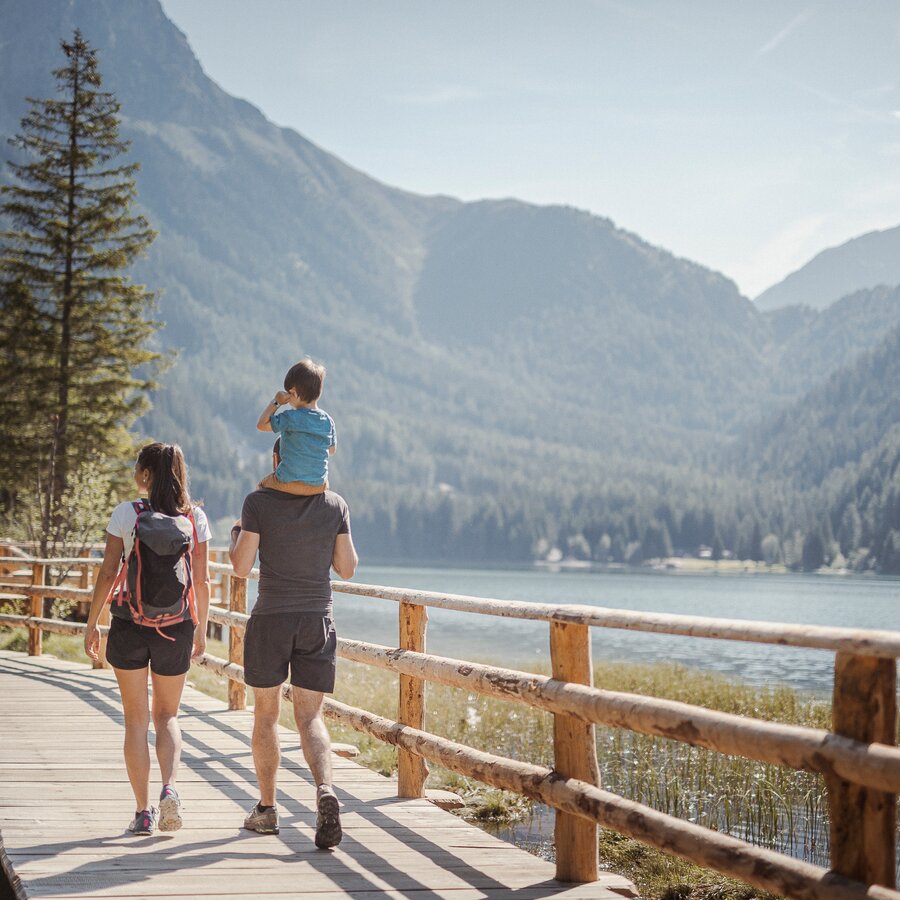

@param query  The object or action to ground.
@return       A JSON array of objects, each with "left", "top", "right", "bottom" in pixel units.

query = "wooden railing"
[{"left": 0, "top": 549, "right": 898, "bottom": 900}]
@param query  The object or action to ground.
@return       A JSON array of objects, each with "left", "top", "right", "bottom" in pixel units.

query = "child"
[{"left": 257, "top": 358, "right": 336, "bottom": 495}]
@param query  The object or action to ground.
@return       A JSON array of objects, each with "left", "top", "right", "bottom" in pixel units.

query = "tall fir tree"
[{"left": 0, "top": 30, "right": 163, "bottom": 553}]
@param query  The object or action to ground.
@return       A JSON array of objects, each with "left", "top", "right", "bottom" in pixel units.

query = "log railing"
[{"left": 0, "top": 548, "right": 897, "bottom": 900}]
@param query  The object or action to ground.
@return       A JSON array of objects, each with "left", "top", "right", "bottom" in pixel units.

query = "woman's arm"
[
  {"left": 191, "top": 539, "right": 211, "bottom": 659},
  {"left": 84, "top": 534, "right": 124, "bottom": 662}
]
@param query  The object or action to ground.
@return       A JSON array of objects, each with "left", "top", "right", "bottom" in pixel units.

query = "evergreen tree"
[
  {"left": 1, "top": 31, "right": 163, "bottom": 552},
  {"left": 801, "top": 531, "right": 825, "bottom": 572}
]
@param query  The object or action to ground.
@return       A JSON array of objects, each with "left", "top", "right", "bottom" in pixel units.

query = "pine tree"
[{"left": 0, "top": 30, "right": 163, "bottom": 553}]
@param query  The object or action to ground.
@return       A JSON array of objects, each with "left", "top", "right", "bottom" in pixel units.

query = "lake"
[{"left": 256, "top": 565, "right": 900, "bottom": 695}]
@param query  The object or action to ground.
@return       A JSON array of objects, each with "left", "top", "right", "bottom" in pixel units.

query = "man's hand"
[
  {"left": 274, "top": 390, "right": 291, "bottom": 405},
  {"left": 84, "top": 623, "right": 100, "bottom": 661}
]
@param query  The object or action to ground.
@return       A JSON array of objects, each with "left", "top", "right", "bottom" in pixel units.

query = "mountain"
[
  {"left": 754, "top": 225, "right": 900, "bottom": 311},
  {"left": 2, "top": 0, "right": 773, "bottom": 515},
  {"left": 732, "top": 322, "right": 900, "bottom": 490},
  {"left": 763, "top": 285, "right": 900, "bottom": 397},
  {"left": 3, "top": 1, "right": 899, "bottom": 572}
]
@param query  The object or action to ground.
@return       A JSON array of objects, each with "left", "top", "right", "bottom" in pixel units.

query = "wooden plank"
[
  {"left": 550, "top": 622, "right": 599, "bottom": 883},
  {"left": 0, "top": 651, "right": 634, "bottom": 900},
  {"left": 397, "top": 600, "right": 428, "bottom": 798},
  {"left": 826, "top": 652, "right": 897, "bottom": 888}
]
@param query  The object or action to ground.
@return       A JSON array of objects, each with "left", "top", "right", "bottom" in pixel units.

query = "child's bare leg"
[{"left": 258, "top": 473, "right": 327, "bottom": 495}]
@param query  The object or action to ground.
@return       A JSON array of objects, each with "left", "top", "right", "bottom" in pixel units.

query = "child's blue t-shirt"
[{"left": 269, "top": 407, "right": 336, "bottom": 485}]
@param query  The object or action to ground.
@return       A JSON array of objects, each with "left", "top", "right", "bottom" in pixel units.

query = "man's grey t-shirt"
[{"left": 241, "top": 489, "right": 350, "bottom": 616}]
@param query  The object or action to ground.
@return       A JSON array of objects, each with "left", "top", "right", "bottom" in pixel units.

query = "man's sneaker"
[
  {"left": 243, "top": 803, "right": 279, "bottom": 835},
  {"left": 158, "top": 785, "right": 182, "bottom": 832},
  {"left": 127, "top": 808, "right": 158, "bottom": 835},
  {"left": 315, "top": 785, "right": 342, "bottom": 849}
]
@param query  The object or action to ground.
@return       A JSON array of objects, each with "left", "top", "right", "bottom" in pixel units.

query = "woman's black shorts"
[{"left": 105, "top": 616, "right": 194, "bottom": 677}]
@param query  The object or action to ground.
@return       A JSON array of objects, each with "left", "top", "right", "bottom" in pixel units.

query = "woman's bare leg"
[
  {"left": 150, "top": 670, "right": 189, "bottom": 787},
  {"left": 114, "top": 666, "right": 151, "bottom": 811}
]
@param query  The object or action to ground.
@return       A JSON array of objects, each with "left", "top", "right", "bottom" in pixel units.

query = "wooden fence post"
[
  {"left": 397, "top": 600, "right": 428, "bottom": 797},
  {"left": 28, "top": 563, "right": 45, "bottom": 656},
  {"left": 826, "top": 651, "right": 896, "bottom": 888},
  {"left": 228, "top": 574, "right": 247, "bottom": 710},
  {"left": 550, "top": 620, "right": 600, "bottom": 883}
]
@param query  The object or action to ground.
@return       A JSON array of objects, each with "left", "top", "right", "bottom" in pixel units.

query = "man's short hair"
[{"left": 284, "top": 358, "right": 326, "bottom": 402}]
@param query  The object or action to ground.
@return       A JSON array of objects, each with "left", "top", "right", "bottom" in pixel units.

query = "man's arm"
[
  {"left": 257, "top": 391, "right": 290, "bottom": 433},
  {"left": 331, "top": 532, "right": 358, "bottom": 580},
  {"left": 229, "top": 520, "right": 261, "bottom": 578}
]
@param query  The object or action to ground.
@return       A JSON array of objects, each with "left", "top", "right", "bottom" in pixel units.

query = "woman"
[{"left": 85, "top": 442, "right": 211, "bottom": 835}]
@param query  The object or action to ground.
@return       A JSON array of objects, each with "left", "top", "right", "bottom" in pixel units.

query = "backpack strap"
[{"left": 185, "top": 509, "right": 200, "bottom": 626}]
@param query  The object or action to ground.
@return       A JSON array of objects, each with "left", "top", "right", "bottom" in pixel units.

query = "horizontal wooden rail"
[
  {"left": 337, "top": 638, "right": 900, "bottom": 794},
  {"left": 188, "top": 652, "right": 898, "bottom": 900},
  {"left": 0, "top": 582, "right": 91, "bottom": 601},
  {"left": 0, "top": 613, "right": 106, "bottom": 636},
  {"left": 332, "top": 581, "right": 900, "bottom": 657}
]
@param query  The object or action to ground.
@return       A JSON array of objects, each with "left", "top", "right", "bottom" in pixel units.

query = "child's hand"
[{"left": 274, "top": 390, "right": 291, "bottom": 405}]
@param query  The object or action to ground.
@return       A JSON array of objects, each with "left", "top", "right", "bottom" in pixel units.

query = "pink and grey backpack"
[{"left": 108, "top": 500, "right": 199, "bottom": 638}]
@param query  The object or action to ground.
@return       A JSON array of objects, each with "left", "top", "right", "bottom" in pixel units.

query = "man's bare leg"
[
  {"left": 292, "top": 687, "right": 341, "bottom": 848},
  {"left": 291, "top": 687, "right": 332, "bottom": 787},
  {"left": 252, "top": 686, "right": 282, "bottom": 806}
]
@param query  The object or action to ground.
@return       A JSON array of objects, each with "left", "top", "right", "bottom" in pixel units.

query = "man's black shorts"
[
  {"left": 244, "top": 612, "right": 336, "bottom": 692},
  {"left": 105, "top": 617, "right": 194, "bottom": 676}
]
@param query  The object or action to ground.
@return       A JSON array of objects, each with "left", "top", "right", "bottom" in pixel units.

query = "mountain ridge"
[
  {"left": 3, "top": 0, "right": 899, "bottom": 571},
  {"left": 754, "top": 225, "right": 900, "bottom": 311}
]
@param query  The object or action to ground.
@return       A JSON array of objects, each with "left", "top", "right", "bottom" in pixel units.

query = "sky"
[{"left": 158, "top": 0, "right": 900, "bottom": 297}]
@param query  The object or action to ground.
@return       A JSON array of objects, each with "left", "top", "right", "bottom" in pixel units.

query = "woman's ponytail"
[{"left": 137, "top": 442, "right": 192, "bottom": 516}]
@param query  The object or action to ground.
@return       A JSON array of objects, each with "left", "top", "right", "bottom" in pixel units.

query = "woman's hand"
[
  {"left": 192, "top": 629, "right": 207, "bottom": 660},
  {"left": 84, "top": 623, "right": 100, "bottom": 661}
]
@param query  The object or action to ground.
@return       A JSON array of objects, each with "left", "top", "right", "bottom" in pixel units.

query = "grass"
[{"left": 3, "top": 626, "right": 892, "bottom": 899}]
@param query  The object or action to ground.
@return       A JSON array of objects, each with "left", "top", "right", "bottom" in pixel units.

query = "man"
[{"left": 229, "top": 440, "right": 358, "bottom": 848}]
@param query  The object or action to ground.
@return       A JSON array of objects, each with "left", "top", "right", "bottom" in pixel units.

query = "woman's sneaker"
[
  {"left": 315, "top": 785, "right": 342, "bottom": 849},
  {"left": 158, "top": 785, "right": 182, "bottom": 832},
  {"left": 243, "top": 803, "right": 279, "bottom": 834},
  {"left": 127, "top": 808, "right": 158, "bottom": 835}
]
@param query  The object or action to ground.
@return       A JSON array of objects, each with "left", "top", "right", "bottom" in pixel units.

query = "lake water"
[{"left": 256, "top": 565, "right": 900, "bottom": 695}]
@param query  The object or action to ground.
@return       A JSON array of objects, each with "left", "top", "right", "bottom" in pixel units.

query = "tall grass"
[{"left": 329, "top": 657, "right": 839, "bottom": 865}]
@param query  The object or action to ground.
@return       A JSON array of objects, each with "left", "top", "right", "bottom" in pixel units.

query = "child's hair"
[
  {"left": 284, "top": 358, "right": 326, "bottom": 402},
  {"left": 137, "top": 442, "right": 192, "bottom": 516}
]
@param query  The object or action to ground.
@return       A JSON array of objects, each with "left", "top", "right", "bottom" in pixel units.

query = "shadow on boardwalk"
[{"left": 0, "top": 652, "right": 633, "bottom": 899}]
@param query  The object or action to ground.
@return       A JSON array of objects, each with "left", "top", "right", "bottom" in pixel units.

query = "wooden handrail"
[
  {"left": 332, "top": 582, "right": 900, "bottom": 657},
  {"left": 3, "top": 553, "right": 898, "bottom": 897},
  {"left": 336, "top": 638, "right": 900, "bottom": 794}
]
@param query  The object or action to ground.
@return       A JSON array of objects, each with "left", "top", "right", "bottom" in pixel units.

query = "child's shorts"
[{"left": 258, "top": 472, "right": 327, "bottom": 495}]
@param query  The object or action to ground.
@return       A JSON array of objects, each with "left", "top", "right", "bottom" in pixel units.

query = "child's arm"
[{"left": 257, "top": 391, "right": 290, "bottom": 432}]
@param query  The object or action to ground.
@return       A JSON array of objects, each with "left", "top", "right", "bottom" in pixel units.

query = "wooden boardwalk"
[{"left": 0, "top": 651, "right": 636, "bottom": 899}]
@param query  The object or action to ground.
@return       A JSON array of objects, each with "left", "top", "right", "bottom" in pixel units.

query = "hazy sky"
[{"left": 159, "top": 0, "right": 900, "bottom": 297}]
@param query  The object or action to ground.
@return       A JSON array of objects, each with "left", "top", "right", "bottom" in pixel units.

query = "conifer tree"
[{"left": 0, "top": 30, "right": 163, "bottom": 553}]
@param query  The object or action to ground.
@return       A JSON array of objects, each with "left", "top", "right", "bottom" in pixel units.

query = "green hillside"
[{"left": 2, "top": 0, "right": 899, "bottom": 572}]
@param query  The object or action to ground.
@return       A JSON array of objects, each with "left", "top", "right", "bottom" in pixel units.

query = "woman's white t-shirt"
[{"left": 106, "top": 501, "right": 212, "bottom": 558}]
